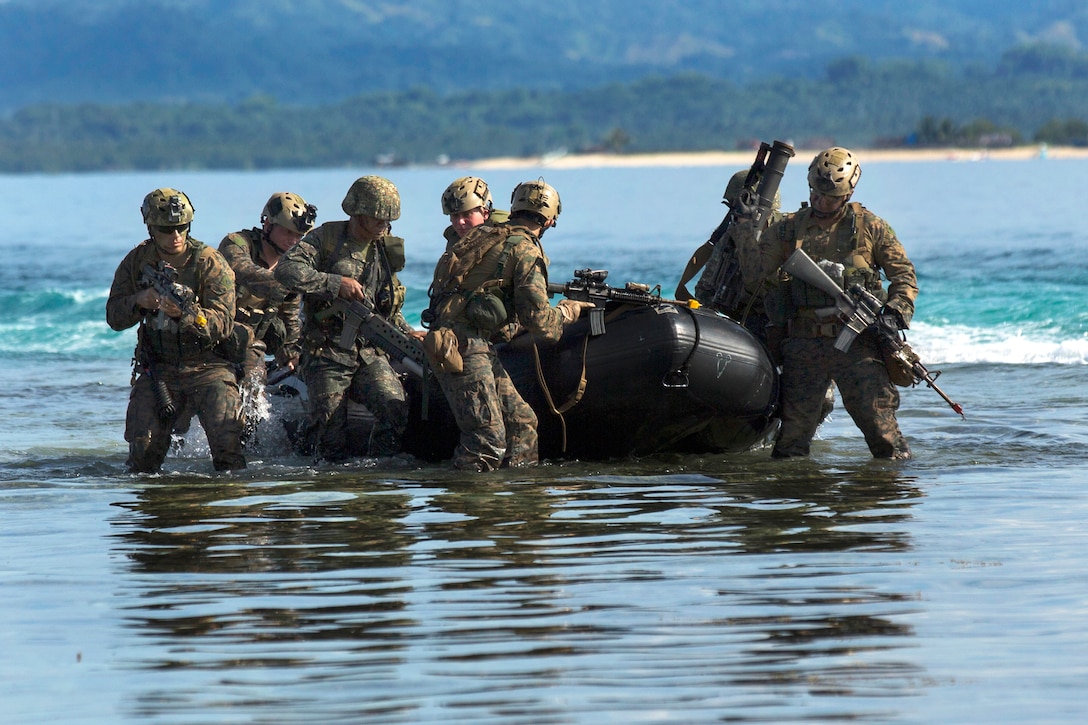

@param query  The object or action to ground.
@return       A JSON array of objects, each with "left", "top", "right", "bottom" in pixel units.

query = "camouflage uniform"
[
  {"left": 690, "top": 171, "right": 780, "bottom": 342},
  {"left": 219, "top": 227, "right": 302, "bottom": 379},
  {"left": 441, "top": 208, "right": 523, "bottom": 343},
  {"left": 693, "top": 211, "right": 781, "bottom": 343},
  {"left": 274, "top": 221, "right": 411, "bottom": 460},
  {"left": 106, "top": 237, "right": 245, "bottom": 472},
  {"left": 428, "top": 219, "right": 567, "bottom": 471},
  {"left": 740, "top": 202, "right": 918, "bottom": 458}
]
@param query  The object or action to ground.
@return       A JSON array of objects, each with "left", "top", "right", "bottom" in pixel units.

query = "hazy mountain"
[{"left": 2, "top": 0, "right": 1086, "bottom": 113}]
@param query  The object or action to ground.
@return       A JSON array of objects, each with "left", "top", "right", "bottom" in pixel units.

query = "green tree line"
[{"left": 4, "top": 45, "right": 1088, "bottom": 173}]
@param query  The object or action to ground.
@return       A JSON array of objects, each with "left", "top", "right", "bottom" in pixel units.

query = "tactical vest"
[
  {"left": 780, "top": 202, "right": 887, "bottom": 312},
  {"left": 139, "top": 240, "right": 215, "bottom": 365},
  {"left": 316, "top": 228, "right": 406, "bottom": 318},
  {"left": 293, "top": 226, "right": 408, "bottom": 359},
  {"left": 427, "top": 224, "right": 527, "bottom": 335},
  {"left": 226, "top": 229, "right": 267, "bottom": 312}
]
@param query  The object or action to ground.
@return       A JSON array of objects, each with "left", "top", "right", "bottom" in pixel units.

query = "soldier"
[
  {"left": 274, "top": 176, "right": 412, "bottom": 461},
  {"left": 423, "top": 180, "right": 593, "bottom": 471},
  {"left": 681, "top": 170, "right": 834, "bottom": 425},
  {"left": 437, "top": 175, "right": 521, "bottom": 344},
  {"left": 106, "top": 188, "right": 246, "bottom": 473},
  {"left": 737, "top": 147, "right": 918, "bottom": 459},
  {"left": 440, "top": 175, "right": 508, "bottom": 246},
  {"left": 218, "top": 192, "right": 316, "bottom": 438},
  {"left": 688, "top": 169, "right": 782, "bottom": 342}
]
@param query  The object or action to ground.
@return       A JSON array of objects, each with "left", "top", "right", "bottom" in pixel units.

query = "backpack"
[{"left": 427, "top": 224, "right": 525, "bottom": 332}]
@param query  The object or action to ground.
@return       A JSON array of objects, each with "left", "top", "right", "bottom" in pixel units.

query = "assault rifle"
[
  {"left": 549, "top": 268, "right": 666, "bottom": 336},
  {"left": 676, "top": 139, "right": 795, "bottom": 310},
  {"left": 139, "top": 261, "right": 207, "bottom": 328},
  {"left": 319, "top": 298, "right": 426, "bottom": 379},
  {"left": 781, "top": 248, "right": 965, "bottom": 419}
]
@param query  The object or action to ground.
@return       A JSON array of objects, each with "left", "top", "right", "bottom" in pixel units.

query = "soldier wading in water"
[
  {"left": 736, "top": 147, "right": 919, "bottom": 459},
  {"left": 107, "top": 188, "right": 246, "bottom": 473},
  {"left": 215, "top": 192, "right": 316, "bottom": 442},
  {"left": 423, "top": 180, "right": 592, "bottom": 471},
  {"left": 275, "top": 176, "right": 414, "bottom": 462}
]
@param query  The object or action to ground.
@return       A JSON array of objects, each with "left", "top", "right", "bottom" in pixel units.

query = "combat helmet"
[
  {"left": 510, "top": 180, "right": 561, "bottom": 224},
  {"left": 262, "top": 192, "right": 317, "bottom": 235},
  {"left": 141, "top": 188, "right": 194, "bottom": 226},
  {"left": 441, "top": 176, "right": 493, "bottom": 215},
  {"left": 808, "top": 147, "right": 861, "bottom": 196},
  {"left": 723, "top": 169, "right": 781, "bottom": 215},
  {"left": 341, "top": 175, "right": 401, "bottom": 221}
]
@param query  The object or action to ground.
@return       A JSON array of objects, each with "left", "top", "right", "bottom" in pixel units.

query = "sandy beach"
[{"left": 469, "top": 144, "right": 1088, "bottom": 170}]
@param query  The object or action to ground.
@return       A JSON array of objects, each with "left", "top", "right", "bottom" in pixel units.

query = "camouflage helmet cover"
[
  {"left": 723, "top": 169, "right": 781, "bottom": 215},
  {"left": 141, "top": 188, "right": 195, "bottom": 226},
  {"left": 341, "top": 175, "right": 401, "bottom": 221},
  {"left": 262, "top": 192, "right": 317, "bottom": 235},
  {"left": 441, "top": 176, "right": 493, "bottom": 215},
  {"left": 510, "top": 179, "right": 561, "bottom": 223},
  {"left": 808, "top": 147, "right": 862, "bottom": 196},
  {"left": 723, "top": 170, "right": 750, "bottom": 205}
]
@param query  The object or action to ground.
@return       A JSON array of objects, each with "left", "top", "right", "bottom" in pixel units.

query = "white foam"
[{"left": 909, "top": 321, "right": 1088, "bottom": 365}]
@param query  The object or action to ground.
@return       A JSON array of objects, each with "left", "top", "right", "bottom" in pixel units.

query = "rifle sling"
[{"left": 675, "top": 240, "right": 714, "bottom": 301}]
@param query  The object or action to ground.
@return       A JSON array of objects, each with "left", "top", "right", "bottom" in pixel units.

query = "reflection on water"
[{"left": 109, "top": 464, "right": 923, "bottom": 722}]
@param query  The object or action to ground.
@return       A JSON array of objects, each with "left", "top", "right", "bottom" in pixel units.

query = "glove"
[
  {"left": 733, "top": 188, "right": 761, "bottom": 218},
  {"left": 556, "top": 299, "right": 594, "bottom": 324},
  {"left": 879, "top": 306, "right": 908, "bottom": 331}
]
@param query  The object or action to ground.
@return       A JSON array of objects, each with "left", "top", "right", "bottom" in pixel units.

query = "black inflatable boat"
[
  {"left": 267, "top": 271, "right": 779, "bottom": 462},
  {"left": 401, "top": 271, "right": 779, "bottom": 461}
]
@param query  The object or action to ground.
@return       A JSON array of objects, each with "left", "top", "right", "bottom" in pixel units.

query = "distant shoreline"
[{"left": 465, "top": 144, "right": 1085, "bottom": 170}]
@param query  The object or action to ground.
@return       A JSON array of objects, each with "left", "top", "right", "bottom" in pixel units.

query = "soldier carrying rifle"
[
  {"left": 106, "top": 188, "right": 246, "bottom": 473},
  {"left": 733, "top": 147, "right": 920, "bottom": 460},
  {"left": 422, "top": 180, "right": 592, "bottom": 471},
  {"left": 274, "top": 176, "right": 414, "bottom": 462}
]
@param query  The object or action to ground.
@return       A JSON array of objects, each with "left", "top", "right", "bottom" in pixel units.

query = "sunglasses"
[{"left": 152, "top": 223, "right": 190, "bottom": 235}]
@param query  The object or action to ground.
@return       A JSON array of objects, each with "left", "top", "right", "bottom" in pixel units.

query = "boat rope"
[
  {"left": 662, "top": 305, "right": 699, "bottom": 389},
  {"left": 532, "top": 332, "right": 590, "bottom": 453},
  {"left": 736, "top": 277, "right": 766, "bottom": 327}
]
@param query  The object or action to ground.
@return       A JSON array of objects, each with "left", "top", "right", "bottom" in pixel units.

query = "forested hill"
[
  {"left": 4, "top": 0, "right": 1088, "bottom": 172},
  {"left": 2, "top": 0, "right": 1086, "bottom": 111}
]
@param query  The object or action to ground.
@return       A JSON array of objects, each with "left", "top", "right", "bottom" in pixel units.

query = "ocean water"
[{"left": 1, "top": 159, "right": 1087, "bottom": 723}]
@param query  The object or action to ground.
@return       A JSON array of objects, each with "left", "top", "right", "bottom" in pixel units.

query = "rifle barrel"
[{"left": 923, "top": 374, "right": 966, "bottom": 419}]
